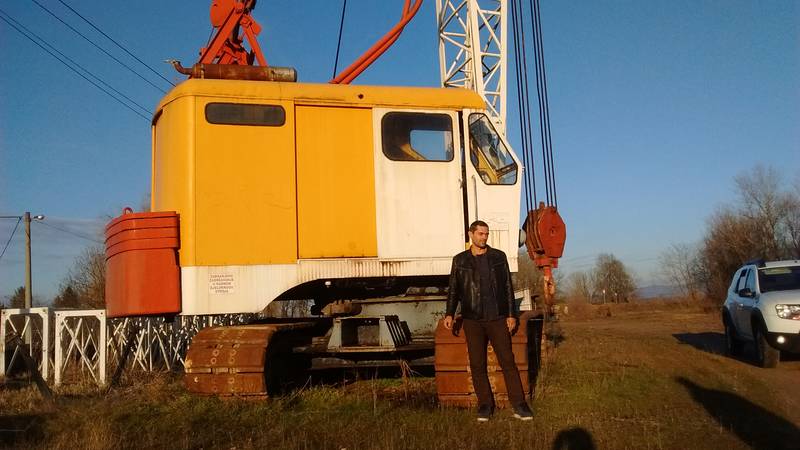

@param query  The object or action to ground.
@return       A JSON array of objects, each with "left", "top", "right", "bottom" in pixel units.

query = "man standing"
[{"left": 443, "top": 220, "right": 533, "bottom": 422}]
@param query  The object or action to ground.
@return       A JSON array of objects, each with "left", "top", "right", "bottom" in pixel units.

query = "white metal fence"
[{"left": 1, "top": 307, "right": 255, "bottom": 387}]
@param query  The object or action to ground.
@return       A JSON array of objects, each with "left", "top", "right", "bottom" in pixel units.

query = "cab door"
[
  {"left": 462, "top": 112, "right": 523, "bottom": 262},
  {"left": 373, "top": 109, "right": 464, "bottom": 259}
]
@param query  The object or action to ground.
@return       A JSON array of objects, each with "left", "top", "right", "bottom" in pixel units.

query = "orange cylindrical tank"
[{"left": 104, "top": 209, "right": 181, "bottom": 318}]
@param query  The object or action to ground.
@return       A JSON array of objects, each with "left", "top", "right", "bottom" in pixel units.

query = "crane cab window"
[
  {"left": 205, "top": 103, "right": 286, "bottom": 126},
  {"left": 381, "top": 112, "right": 453, "bottom": 161},
  {"left": 469, "top": 113, "right": 517, "bottom": 185}
]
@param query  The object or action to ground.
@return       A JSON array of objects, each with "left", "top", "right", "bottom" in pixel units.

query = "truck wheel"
[
  {"left": 723, "top": 321, "right": 743, "bottom": 357},
  {"left": 754, "top": 327, "right": 779, "bottom": 368}
]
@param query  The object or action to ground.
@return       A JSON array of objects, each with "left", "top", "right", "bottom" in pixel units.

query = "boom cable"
[
  {"left": 530, "top": 0, "right": 557, "bottom": 207},
  {"left": 30, "top": 0, "right": 167, "bottom": 94},
  {"left": 0, "top": 12, "right": 149, "bottom": 121},
  {"left": 0, "top": 10, "right": 150, "bottom": 116},
  {"left": 510, "top": 0, "right": 534, "bottom": 212},
  {"left": 513, "top": 0, "right": 540, "bottom": 210},
  {"left": 56, "top": 0, "right": 175, "bottom": 87}
]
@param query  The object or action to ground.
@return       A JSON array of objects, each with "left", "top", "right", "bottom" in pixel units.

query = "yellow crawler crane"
[{"left": 104, "top": 0, "right": 565, "bottom": 397}]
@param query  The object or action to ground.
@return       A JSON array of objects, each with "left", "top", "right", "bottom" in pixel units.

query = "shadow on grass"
[
  {"left": 552, "top": 427, "right": 596, "bottom": 450},
  {"left": 676, "top": 376, "right": 800, "bottom": 449},
  {"left": 673, "top": 333, "right": 800, "bottom": 366},
  {"left": 672, "top": 332, "right": 726, "bottom": 355},
  {"left": 0, "top": 414, "right": 46, "bottom": 447}
]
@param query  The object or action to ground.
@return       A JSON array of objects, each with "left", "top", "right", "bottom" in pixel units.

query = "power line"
[
  {"left": 56, "top": 0, "right": 175, "bottom": 87},
  {"left": 29, "top": 0, "right": 167, "bottom": 94},
  {"left": 34, "top": 221, "right": 103, "bottom": 245},
  {"left": 0, "top": 12, "right": 149, "bottom": 121},
  {"left": 0, "top": 218, "right": 22, "bottom": 262},
  {"left": 0, "top": 10, "right": 150, "bottom": 116}
]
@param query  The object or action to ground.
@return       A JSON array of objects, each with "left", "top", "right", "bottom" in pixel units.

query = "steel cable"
[
  {"left": 0, "top": 10, "right": 150, "bottom": 116},
  {"left": 0, "top": 218, "right": 22, "bottom": 262},
  {"left": 515, "top": 0, "right": 539, "bottom": 210},
  {"left": 332, "top": 0, "right": 348, "bottom": 79},
  {"left": 0, "top": 12, "right": 149, "bottom": 121},
  {"left": 510, "top": 0, "right": 533, "bottom": 212},
  {"left": 527, "top": 0, "right": 550, "bottom": 205},
  {"left": 34, "top": 221, "right": 103, "bottom": 244},
  {"left": 530, "top": 0, "right": 557, "bottom": 207},
  {"left": 30, "top": 0, "right": 167, "bottom": 94},
  {"left": 56, "top": 0, "right": 175, "bottom": 87}
]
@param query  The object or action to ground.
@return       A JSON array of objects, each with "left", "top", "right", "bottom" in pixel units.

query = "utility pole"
[
  {"left": 1, "top": 212, "right": 44, "bottom": 307},
  {"left": 24, "top": 212, "right": 32, "bottom": 309}
]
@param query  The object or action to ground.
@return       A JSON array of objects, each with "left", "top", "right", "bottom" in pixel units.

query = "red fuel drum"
[
  {"left": 104, "top": 210, "right": 181, "bottom": 318},
  {"left": 434, "top": 312, "right": 543, "bottom": 408}
]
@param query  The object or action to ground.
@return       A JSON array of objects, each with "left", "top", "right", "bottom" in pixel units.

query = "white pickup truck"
[{"left": 721, "top": 259, "right": 800, "bottom": 367}]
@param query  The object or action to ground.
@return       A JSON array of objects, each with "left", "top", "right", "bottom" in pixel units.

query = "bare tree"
[
  {"left": 698, "top": 166, "right": 800, "bottom": 302},
  {"left": 734, "top": 165, "right": 793, "bottom": 259},
  {"left": 564, "top": 271, "right": 592, "bottom": 303},
  {"left": 61, "top": 246, "right": 106, "bottom": 308},
  {"left": 659, "top": 243, "right": 702, "bottom": 300},
  {"left": 591, "top": 253, "right": 636, "bottom": 303}
]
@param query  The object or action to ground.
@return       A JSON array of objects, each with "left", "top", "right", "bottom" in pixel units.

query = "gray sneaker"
[
  {"left": 513, "top": 403, "right": 534, "bottom": 421},
  {"left": 476, "top": 404, "right": 493, "bottom": 422}
]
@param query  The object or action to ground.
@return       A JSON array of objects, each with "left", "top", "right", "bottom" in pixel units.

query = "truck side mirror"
[{"left": 739, "top": 288, "right": 754, "bottom": 298}]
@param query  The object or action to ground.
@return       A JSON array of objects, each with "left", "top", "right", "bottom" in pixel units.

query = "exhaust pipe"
[{"left": 170, "top": 60, "right": 297, "bottom": 82}]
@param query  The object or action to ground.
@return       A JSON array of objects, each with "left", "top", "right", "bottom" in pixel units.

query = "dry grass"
[{"left": 2, "top": 304, "right": 799, "bottom": 449}]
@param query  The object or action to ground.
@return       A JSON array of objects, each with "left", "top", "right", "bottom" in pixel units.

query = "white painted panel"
[
  {"left": 373, "top": 108, "right": 465, "bottom": 259},
  {"left": 181, "top": 264, "right": 298, "bottom": 315},
  {"left": 180, "top": 258, "right": 457, "bottom": 315}
]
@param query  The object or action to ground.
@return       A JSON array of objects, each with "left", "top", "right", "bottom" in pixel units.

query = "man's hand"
[
  {"left": 443, "top": 315, "right": 454, "bottom": 330},
  {"left": 506, "top": 317, "right": 517, "bottom": 334}
]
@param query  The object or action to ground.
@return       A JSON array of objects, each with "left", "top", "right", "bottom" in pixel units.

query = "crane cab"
[{"left": 110, "top": 79, "right": 522, "bottom": 317}]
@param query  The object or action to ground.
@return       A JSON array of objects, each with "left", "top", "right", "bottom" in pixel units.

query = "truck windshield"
[{"left": 758, "top": 266, "right": 800, "bottom": 293}]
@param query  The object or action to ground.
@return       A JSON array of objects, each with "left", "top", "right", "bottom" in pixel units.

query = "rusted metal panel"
[
  {"left": 184, "top": 373, "right": 267, "bottom": 396},
  {"left": 184, "top": 323, "right": 312, "bottom": 396},
  {"left": 434, "top": 312, "right": 543, "bottom": 408}
]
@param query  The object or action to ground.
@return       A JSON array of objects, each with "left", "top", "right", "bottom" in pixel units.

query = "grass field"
[{"left": 2, "top": 301, "right": 799, "bottom": 449}]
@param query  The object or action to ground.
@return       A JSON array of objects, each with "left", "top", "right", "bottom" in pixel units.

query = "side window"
[
  {"left": 205, "top": 103, "right": 286, "bottom": 126},
  {"left": 381, "top": 112, "right": 453, "bottom": 161},
  {"left": 729, "top": 269, "right": 743, "bottom": 293},
  {"left": 745, "top": 269, "right": 756, "bottom": 292},
  {"left": 735, "top": 269, "right": 749, "bottom": 293},
  {"left": 468, "top": 113, "right": 518, "bottom": 185}
]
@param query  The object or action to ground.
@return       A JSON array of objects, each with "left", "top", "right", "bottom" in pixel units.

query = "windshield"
[
  {"left": 758, "top": 266, "right": 800, "bottom": 293},
  {"left": 468, "top": 114, "right": 517, "bottom": 185}
]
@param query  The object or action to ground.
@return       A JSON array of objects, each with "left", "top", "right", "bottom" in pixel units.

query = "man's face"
[{"left": 469, "top": 225, "right": 490, "bottom": 249}]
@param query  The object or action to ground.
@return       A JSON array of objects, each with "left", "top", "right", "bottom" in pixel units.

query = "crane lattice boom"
[{"left": 436, "top": 0, "right": 507, "bottom": 135}]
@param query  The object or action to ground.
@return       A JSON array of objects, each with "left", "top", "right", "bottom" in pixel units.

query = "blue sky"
[{"left": 1, "top": 1, "right": 798, "bottom": 302}]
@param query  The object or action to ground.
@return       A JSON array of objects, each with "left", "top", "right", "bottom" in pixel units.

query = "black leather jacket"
[{"left": 445, "top": 246, "right": 516, "bottom": 320}]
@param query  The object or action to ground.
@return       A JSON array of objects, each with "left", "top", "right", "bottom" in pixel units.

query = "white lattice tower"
[{"left": 436, "top": 0, "right": 507, "bottom": 135}]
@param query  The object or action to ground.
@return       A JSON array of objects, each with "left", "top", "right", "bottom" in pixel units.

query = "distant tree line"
[{"left": 661, "top": 165, "right": 800, "bottom": 303}]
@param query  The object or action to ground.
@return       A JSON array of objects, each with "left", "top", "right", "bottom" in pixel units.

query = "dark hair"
[{"left": 469, "top": 220, "right": 489, "bottom": 233}]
